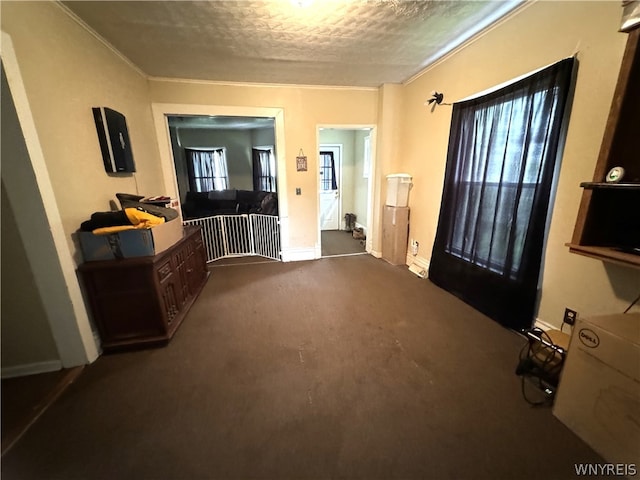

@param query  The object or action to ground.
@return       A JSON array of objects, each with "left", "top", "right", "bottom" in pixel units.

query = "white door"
[{"left": 319, "top": 150, "right": 340, "bottom": 230}]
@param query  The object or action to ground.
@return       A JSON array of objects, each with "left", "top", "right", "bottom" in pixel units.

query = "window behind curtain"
[
  {"left": 429, "top": 58, "right": 576, "bottom": 331},
  {"left": 252, "top": 147, "right": 276, "bottom": 192},
  {"left": 319, "top": 151, "right": 338, "bottom": 191},
  {"left": 186, "top": 148, "right": 229, "bottom": 192},
  {"left": 448, "top": 86, "right": 564, "bottom": 278}
]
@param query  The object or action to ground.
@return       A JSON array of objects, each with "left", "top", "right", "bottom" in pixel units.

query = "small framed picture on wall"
[{"left": 296, "top": 150, "right": 307, "bottom": 172}]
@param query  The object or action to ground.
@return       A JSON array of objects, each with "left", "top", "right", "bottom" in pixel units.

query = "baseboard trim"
[
  {"left": 534, "top": 318, "right": 556, "bottom": 331},
  {"left": 407, "top": 254, "right": 430, "bottom": 271},
  {"left": 281, "top": 247, "right": 316, "bottom": 262},
  {"left": 1, "top": 360, "right": 63, "bottom": 380}
]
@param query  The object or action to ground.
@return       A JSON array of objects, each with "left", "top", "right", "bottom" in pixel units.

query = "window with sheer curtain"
[
  {"left": 186, "top": 148, "right": 229, "bottom": 192},
  {"left": 252, "top": 147, "right": 277, "bottom": 192},
  {"left": 447, "top": 86, "right": 561, "bottom": 278},
  {"left": 429, "top": 58, "right": 576, "bottom": 331},
  {"left": 319, "top": 151, "right": 338, "bottom": 191}
]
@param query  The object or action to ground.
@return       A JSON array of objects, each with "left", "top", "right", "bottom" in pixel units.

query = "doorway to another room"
[
  {"left": 167, "top": 114, "right": 281, "bottom": 264},
  {"left": 318, "top": 127, "right": 374, "bottom": 258}
]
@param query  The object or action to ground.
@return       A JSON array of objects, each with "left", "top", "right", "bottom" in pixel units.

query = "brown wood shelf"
[
  {"left": 580, "top": 182, "right": 640, "bottom": 190},
  {"left": 568, "top": 27, "right": 639, "bottom": 267},
  {"left": 566, "top": 243, "right": 640, "bottom": 269}
]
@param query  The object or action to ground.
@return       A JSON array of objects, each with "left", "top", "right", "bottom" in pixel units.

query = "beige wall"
[
  {"left": 0, "top": 1, "right": 379, "bottom": 365},
  {"left": 148, "top": 80, "right": 378, "bottom": 250},
  {"left": 373, "top": 83, "right": 404, "bottom": 255},
  {"left": 1, "top": 65, "right": 59, "bottom": 371},
  {"left": 3, "top": 0, "right": 638, "bottom": 374},
  {"left": 1, "top": 1, "right": 165, "bottom": 370},
  {"left": 1, "top": 49, "right": 100, "bottom": 371},
  {"left": 1, "top": 2, "right": 165, "bottom": 252},
  {"left": 399, "top": 1, "right": 640, "bottom": 327},
  {"left": 1, "top": 182, "right": 60, "bottom": 370}
]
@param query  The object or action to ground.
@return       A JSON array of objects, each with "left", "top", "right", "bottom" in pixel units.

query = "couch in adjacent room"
[{"left": 181, "top": 189, "right": 278, "bottom": 219}]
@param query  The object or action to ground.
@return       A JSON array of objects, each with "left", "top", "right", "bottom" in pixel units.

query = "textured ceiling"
[{"left": 61, "top": 0, "right": 524, "bottom": 88}]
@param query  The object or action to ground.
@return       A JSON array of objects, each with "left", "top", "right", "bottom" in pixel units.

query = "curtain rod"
[{"left": 455, "top": 54, "right": 578, "bottom": 104}]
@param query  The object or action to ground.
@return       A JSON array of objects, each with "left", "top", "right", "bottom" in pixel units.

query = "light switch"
[{"left": 296, "top": 188, "right": 301, "bottom": 195}]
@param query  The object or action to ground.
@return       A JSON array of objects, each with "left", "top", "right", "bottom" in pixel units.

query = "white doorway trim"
[
  {"left": 1, "top": 30, "right": 100, "bottom": 369},
  {"left": 364, "top": 129, "right": 376, "bottom": 253},
  {"left": 316, "top": 124, "right": 377, "bottom": 258},
  {"left": 151, "top": 103, "right": 289, "bottom": 255}
]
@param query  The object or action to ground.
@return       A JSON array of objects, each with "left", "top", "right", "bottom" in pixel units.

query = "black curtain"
[
  {"left": 252, "top": 148, "right": 276, "bottom": 192},
  {"left": 252, "top": 148, "right": 263, "bottom": 191},
  {"left": 428, "top": 58, "right": 575, "bottom": 331}
]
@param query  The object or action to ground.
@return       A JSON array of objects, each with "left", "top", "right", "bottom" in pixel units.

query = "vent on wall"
[{"left": 92, "top": 107, "right": 136, "bottom": 173}]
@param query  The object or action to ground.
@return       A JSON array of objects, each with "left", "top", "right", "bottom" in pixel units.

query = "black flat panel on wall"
[{"left": 92, "top": 107, "right": 136, "bottom": 173}]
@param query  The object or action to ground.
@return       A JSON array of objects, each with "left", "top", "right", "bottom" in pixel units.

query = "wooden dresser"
[{"left": 79, "top": 225, "right": 209, "bottom": 352}]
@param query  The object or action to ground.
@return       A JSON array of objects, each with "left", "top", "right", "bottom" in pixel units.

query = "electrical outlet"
[
  {"left": 411, "top": 239, "right": 419, "bottom": 255},
  {"left": 563, "top": 308, "right": 577, "bottom": 326}
]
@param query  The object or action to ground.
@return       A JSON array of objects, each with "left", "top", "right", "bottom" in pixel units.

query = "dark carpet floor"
[
  {"left": 1, "top": 367, "right": 82, "bottom": 455},
  {"left": 1, "top": 255, "right": 604, "bottom": 480},
  {"left": 321, "top": 230, "right": 366, "bottom": 257}
]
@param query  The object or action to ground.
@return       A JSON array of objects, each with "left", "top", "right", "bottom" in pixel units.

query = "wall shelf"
[
  {"left": 568, "top": 26, "right": 640, "bottom": 269},
  {"left": 580, "top": 182, "right": 640, "bottom": 190},
  {"left": 566, "top": 243, "right": 640, "bottom": 269}
]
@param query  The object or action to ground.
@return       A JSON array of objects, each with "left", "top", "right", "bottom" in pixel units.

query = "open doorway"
[
  {"left": 318, "top": 127, "right": 374, "bottom": 258},
  {"left": 167, "top": 115, "right": 276, "bottom": 208},
  {"left": 165, "top": 114, "right": 281, "bottom": 263},
  {"left": 153, "top": 110, "right": 284, "bottom": 262}
]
